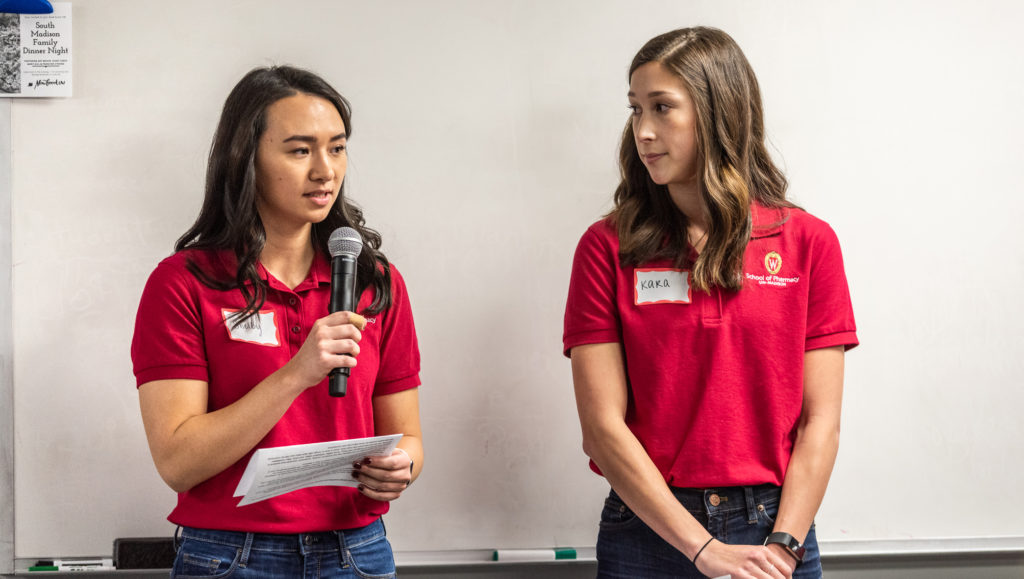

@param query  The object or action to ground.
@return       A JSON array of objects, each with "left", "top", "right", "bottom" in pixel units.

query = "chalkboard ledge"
[
  {"left": 820, "top": 536, "right": 1024, "bottom": 557},
  {"left": 11, "top": 539, "right": 1024, "bottom": 576}
]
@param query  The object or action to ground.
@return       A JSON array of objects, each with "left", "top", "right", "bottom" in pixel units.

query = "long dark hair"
[
  {"left": 610, "top": 27, "right": 792, "bottom": 292},
  {"left": 176, "top": 65, "right": 391, "bottom": 320}
]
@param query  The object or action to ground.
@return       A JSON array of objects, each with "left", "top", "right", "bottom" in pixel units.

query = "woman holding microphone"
[
  {"left": 132, "top": 66, "right": 422, "bottom": 578},
  {"left": 564, "top": 28, "right": 857, "bottom": 578}
]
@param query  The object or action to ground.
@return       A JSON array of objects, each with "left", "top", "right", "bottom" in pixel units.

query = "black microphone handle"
[
  {"left": 329, "top": 370, "right": 349, "bottom": 397},
  {"left": 328, "top": 255, "right": 358, "bottom": 397}
]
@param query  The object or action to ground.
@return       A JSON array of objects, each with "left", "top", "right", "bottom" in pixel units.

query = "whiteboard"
[{"left": 7, "top": 0, "right": 1023, "bottom": 559}]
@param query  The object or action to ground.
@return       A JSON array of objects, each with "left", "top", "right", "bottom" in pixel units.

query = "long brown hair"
[
  {"left": 176, "top": 65, "right": 392, "bottom": 322},
  {"left": 610, "top": 27, "right": 791, "bottom": 292}
]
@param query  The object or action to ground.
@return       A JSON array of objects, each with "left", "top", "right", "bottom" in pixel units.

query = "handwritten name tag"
[
  {"left": 634, "top": 268, "right": 691, "bottom": 305},
  {"left": 222, "top": 309, "right": 281, "bottom": 346}
]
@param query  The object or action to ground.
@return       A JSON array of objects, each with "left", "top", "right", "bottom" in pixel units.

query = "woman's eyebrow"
[{"left": 282, "top": 132, "right": 347, "bottom": 143}]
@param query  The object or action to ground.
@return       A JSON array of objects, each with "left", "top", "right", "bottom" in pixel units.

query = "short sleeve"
[
  {"left": 373, "top": 265, "right": 421, "bottom": 396},
  {"left": 804, "top": 224, "right": 858, "bottom": 351},
  {"left": 131, "top": 255, "right": 210, "bottom": 386},
  {"left": 563, "top": 222, "right": 623, "bottom": 357}
]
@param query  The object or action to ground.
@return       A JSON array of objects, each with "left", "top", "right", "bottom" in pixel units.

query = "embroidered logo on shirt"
[
  {"left": 746, "top": 253, "right": 800, "bottom": 288},
  {"left": 764, "top": 251, "right": 782, "bottom": 275},
  {"left": 634, "top": 268, "right": 691, "bottom": 305},
  {"left": 222, "top": 309, "right": 280, "bottom": 346}
]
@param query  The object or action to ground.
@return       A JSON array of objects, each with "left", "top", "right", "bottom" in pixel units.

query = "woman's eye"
[
  {"left": 655, "top": 103, "right": 670, "bottom": 113},
  {"left": 627, "top": 105, "right": 640, "bottom": 116},
  {"left": 333, "top": 145, "right": 347, "bottom": 154},
  {"left": 292, "top": 147, "right": 310, "bottom": 155}
]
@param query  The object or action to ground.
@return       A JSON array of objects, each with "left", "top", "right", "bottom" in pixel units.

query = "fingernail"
[
  {"left": 352, "top": 462, "right": 362, "bottom": 469},
  {"left": 363, "top": 458, "right": 372, "bottom": 465},
  {"left": 357, "top": 484, "right": 365, "bottom": 491}
]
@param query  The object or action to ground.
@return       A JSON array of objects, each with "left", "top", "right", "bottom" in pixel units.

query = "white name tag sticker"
[
  {"left": 634, "top": 268, "right": 691, "bottom": 305},
  {"left": 222, "top": 309, "right": 280, "bottom": 346}
]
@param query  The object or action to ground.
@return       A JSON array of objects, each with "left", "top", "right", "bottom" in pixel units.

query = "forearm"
[
  {"left": 772, "top": 420, "right": 840, "bottom": 543},
  {"left": 584, "top": 418, "right": 711, "bottom": 559},
  {"left": 573, "top": 343, "right": 712, "bottom": 560},
  {"left": 773, "top": 345, "right": 845, "bottom": 544},
  {"left": 143, "top": 368, "right": 307, "bottom": 492}
]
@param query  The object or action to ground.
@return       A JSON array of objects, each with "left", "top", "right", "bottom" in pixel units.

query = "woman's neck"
[
  {"left": 668, "top": 182, "right": 709, "bottom": 251},
  {"left": 260, "top": 225, "right": 315, "bottom": 290}
]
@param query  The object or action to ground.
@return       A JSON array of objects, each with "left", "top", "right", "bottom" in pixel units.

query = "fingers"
[
  {"left": 348, "top": 312, "right": 367, "bottom": 331},
  {"left": 352, "top": 452, "right": 413, "bottom": 502},
  {"left": 758, "top": 549, "right": 791, "bottom": 579},
  {"left": 700, "top": 543, "right": 793, "bottom": 579},
  {"left": 286, "top": 313, "right": 367, "bottom": 388},
  {"left": 763, "top": 543, "right": 796, "bottom": 577},
  {"left": 324, "top": 310, "right": 366, "bottom": 332},
  {"left": 309, "top": 315, "right": 363, "bottom": 359}
]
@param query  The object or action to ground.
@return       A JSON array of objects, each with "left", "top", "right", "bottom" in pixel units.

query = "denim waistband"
[
  {"left": 667, "top": 484, "right": 780, "bottom": 524},
  {"left": 177, "top": 517, "right": 385, "bottom": 555}
]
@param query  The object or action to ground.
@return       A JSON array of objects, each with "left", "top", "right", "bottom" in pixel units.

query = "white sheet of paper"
[
  {"left": 0, "top": 2, "right": 73, "bottom": 97},
  {"left": 233, "top": 434, "right": 402, "bottom": 506}
]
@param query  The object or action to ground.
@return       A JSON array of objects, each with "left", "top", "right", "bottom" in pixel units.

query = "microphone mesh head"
[{"left": 328, "top": 227, "right": 363, "bottom": 258}]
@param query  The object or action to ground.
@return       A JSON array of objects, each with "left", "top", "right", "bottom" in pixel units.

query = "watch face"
[{"left": 766, "top": 532, "right": 805, "bottom": 562}]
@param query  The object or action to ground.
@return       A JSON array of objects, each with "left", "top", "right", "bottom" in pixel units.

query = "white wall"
[{"left": 7, "top": 0, "right": 1023, "bottom": 559}]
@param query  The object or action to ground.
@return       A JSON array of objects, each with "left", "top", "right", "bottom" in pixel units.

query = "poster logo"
[{"left": 764, "top": 251, "right": 782, "bottom": 275}]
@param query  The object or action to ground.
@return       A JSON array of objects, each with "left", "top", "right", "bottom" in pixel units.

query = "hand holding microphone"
[{"left": 328, "top": 227, "right": 363, "bottom": 397}]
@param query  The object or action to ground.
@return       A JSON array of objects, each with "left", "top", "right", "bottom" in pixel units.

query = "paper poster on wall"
[{"left": 0, "top": 1, "right": 71, "bottom": 98}]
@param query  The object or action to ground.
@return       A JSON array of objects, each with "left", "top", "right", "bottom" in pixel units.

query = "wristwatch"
[{"left": 764, "top": 532, "right": 805, "bottom": 563}]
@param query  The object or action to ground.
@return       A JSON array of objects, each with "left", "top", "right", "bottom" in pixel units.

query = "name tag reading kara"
[
  {"left": 634, "top": 268, "right": 691, "bottom": 305},
  {"left": 222, "top": 309, "right": 281, "bottom": 346}
]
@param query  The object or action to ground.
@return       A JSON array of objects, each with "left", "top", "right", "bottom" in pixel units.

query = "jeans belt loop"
[
  {"left": 744, "top": 486, "right": 758, "bottom": 524},
  {"left": 335, "top": 528, "right": 346, "bottom": 552},
  {"left": 239, "top": 532, "right": 255, "bottom": 568}
]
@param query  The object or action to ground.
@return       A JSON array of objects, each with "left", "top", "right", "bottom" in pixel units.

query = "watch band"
[{"left": 764, "top": 532, "right": 806, "bottom": 562}]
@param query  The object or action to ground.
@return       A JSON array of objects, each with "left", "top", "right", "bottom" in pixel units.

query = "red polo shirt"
[
  {"left": 131, "top": 249, "right": 420, "bottom": 532},
  {"left": 563, "top": 205, "right": 857, "bottom": 488}
]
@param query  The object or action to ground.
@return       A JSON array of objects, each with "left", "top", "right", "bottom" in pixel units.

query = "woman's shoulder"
[
  {"left": 752, "top": 202, "right": 839, "bottom": 242},
  {"left": 585, "top": 216, "right": 617, "bottom": 236},
  {"left": 147, "top": 248, "right": 234, "bottom": 286},
  {"left": 578, "top": 217, "right": 619, "bottom": 248},
  {"left": 388, "top": 261, "right": 407, "bottom": 287},
  {"left": 780, "top": 206, "right": 841, "bottom": 243}
]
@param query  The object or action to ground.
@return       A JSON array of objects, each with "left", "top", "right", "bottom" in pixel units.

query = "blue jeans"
[
  {"left": 597, "top": 485, "right": 822, "bottom": 578},
  {"left": 171, "top": 518, "right": 395, "bottom": 578}
]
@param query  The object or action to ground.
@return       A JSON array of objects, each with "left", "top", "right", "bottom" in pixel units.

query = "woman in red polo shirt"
[
  {"left": 131, "top": 66, "right": 422, "bottom": 578},
  {"left": 563, "top": 28, "right": 857, "bottom": 579}
]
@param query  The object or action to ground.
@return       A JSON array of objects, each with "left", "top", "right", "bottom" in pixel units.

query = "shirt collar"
[
  {"left": 256, "top": 250, "right": 332, "bottom": 293},
  {"left": 750, "top": 202, "right": 789, "bottom": 239}
]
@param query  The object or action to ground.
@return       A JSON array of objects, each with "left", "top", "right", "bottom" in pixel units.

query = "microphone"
[{"left": 327, "top": 227, "right": 363, "bottom": 397}]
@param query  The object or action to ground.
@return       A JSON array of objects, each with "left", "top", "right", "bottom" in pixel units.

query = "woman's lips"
[{"left": 304, "top": 190, "right": 333, "bottom": 206}]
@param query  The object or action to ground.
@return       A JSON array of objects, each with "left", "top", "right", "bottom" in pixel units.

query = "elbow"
[
  {"left": 152, "top": 456, "right": 199, "bottom": 494},
  {"left": 157, "top": 468, "right": 194, "bottom": 494},
  {"left": 164, "top": 477, "right": 196, "bottom": 495},
  {"left": 579, "top": 419, "right": 619, "bottom": 464},
  {"left": 580, "top": 434, "right": 597, "bottom": 461},
  {"left": 796, "top": 415, "right": 841, "bottom": 452}
]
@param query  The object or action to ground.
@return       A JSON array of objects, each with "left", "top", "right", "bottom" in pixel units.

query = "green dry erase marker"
[{"left": 492, "top": 548, "right": 577, "bottom": 561}]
